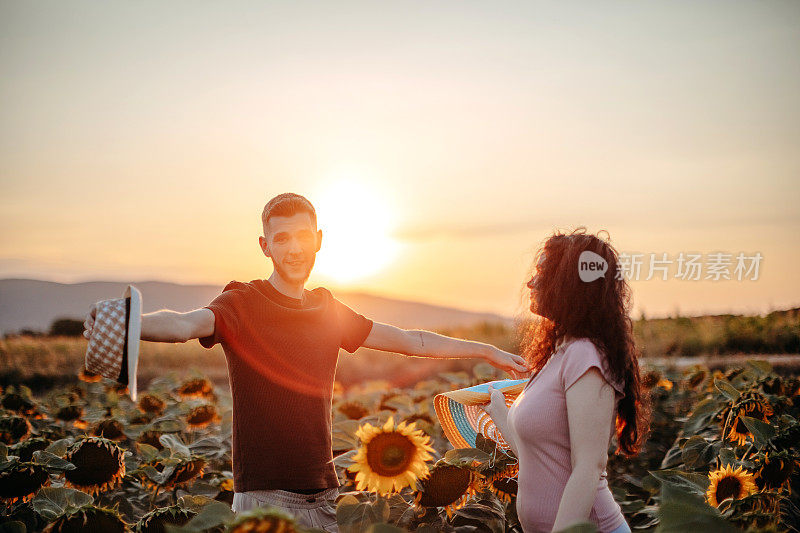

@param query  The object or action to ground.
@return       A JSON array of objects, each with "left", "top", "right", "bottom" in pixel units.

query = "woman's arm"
[
  {"left": 551, "top": 367, "right": 617, "bottom": 532},
  {"left": 483, "top": 384, "right": 520, "bottom": 456}
]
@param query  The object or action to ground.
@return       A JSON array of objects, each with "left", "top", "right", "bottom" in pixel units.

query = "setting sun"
[{"left": 313, "top": 181, "right": 400, "bottom": 284}]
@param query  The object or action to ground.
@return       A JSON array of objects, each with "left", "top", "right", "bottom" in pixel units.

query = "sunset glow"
[
  {"left": 1, "top": 2, "right": 798, "bottom": 317},
  {"left": 313, "top": 180, "right": 400, "bottom": 284}
]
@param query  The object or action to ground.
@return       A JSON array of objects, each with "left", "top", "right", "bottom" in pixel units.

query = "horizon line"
[{"left": 2, "top": 276, "right": 797, "bottom": 323}]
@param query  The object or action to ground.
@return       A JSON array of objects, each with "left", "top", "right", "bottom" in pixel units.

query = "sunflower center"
[
  {"left": 761, "top": 458, "right": 791, "bottom": 487},
  {"left": 366, "top": 432, "right": 415, "bottom": 476},
  {"left": 66, "top": 442, "right": 121, "bottom": 486},
  {"left": 0, "top": 465, "right": 48, "bottom": 501},
  {"left": 59, "top": 508, "right": 126, "bottom": 533},
  {"left": 715, "top": 476, "right": 742, "bottom": 502},
  {"left": 418, "top": 466, "right": 471, "bottom": 507}
]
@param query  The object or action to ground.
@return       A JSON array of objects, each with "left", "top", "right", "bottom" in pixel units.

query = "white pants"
[{"left": 232, "top": 487, "right": 339, "bottom": 532}]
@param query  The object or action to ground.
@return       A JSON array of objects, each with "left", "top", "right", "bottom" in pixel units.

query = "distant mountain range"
[{"left": 0, "top": 279, "right": 512, "bottom": 335}]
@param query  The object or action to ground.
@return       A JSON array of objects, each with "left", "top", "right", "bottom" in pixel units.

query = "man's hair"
[{"left": 261, "top": 193, "right": 317, "bottom": 235}]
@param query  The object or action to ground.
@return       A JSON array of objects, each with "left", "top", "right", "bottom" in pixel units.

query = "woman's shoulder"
[
  {"left": 562, "top": 337, "right": 599, "bottom": 353},
  {"left": 558, "top": 338, "right": 625, "bottom": 396}
]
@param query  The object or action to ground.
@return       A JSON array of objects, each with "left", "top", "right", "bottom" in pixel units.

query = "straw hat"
[
  {"left": 84, "top": 285, "right": 142, "bottom": 400},
  {"left": 434, "top": 379, "right": 528, "bottom": 451}
]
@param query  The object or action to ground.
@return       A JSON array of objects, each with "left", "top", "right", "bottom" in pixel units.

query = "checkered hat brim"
[
  {"left": 86, "top": 297, "right": 128, "bottom": 380},
  {"left": 84, "top": 285, "right": 142, "bottom": 400}
]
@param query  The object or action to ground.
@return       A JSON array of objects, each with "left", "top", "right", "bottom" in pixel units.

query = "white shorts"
[{"left": 232, "top": 487, "right": 339, "bottom": 532}]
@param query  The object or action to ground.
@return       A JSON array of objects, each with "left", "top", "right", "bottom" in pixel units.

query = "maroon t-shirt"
[{"left": 198, "top": 279, "right": 373, "bottom": 492}]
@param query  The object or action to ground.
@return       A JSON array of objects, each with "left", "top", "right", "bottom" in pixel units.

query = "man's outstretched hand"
[
  {"left": 83, "top": 303, "right": 98, "bottom": 339},
  {"left": 485, "top": 347, "right": 531, "bottom": 379}
]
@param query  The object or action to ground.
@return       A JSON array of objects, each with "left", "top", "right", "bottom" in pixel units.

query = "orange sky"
[{"left": 1, "top": 1, "right": 799, "bottom": 318}]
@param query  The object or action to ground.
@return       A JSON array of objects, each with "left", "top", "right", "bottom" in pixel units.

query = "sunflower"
[
  {"left": 63, "top": 437, "right": 126, "bottom": 496},
  {"left": 414, "top": 463, "right": 478, "bottom": 518},
  {"left": 739, "top": 390, "right": 775, "bottom": 417},
  {"left": 55, "top": 405, "right": 84, "bottom": 423},
  {"left": 0, "top": 415, "right": 31, "bottom": 445},
  {"left": 759, "top": 376, "right": 785, "bottom": 396},
  {"left": 725, "top": 367, "right": 744, "bottom": 381},
  {"left": 786, "top": 377, "right": 800, "bottom": 397},
  {"left": 78, "top": 367, "right": 103, "bottom": 383},
  {"left": 227, "top": 506, "right": 302, "bottom": 533},
  {"left": 43, "top": 505, "right": 127, "bottom": 533},
  {"left": 751, "top": 490, "right": 782, "bottom": 516},
  {"left": 686, "top": 369, "right": 708, "bottom": 389},
  {"left": 755, "top": 451, "right": 797, "bottom": 493},
  {"left": 186, "top": 404, "right": 221, "bottom": 429},
  {"left": 66, "top": 391, "right": 83, "bottom": 404},
  {"left": 1, "top": 392, "right": 37, "bottom": 415},
  {"left": 722, "top": 391, "right": 774, "bottom": 446},
  {"left": 772, "top": 424, "right": 800, "bottom": 453},
  {"left": 489, "top": 476, "right": 518, "bottom": 503},
  {"left": 12, "top": 436, "right": 50, "bottom": 462},
  {"left": 136, "top": 505, "right": 195, "bottom": 533},
  {"left": 706, "top": 464, "right": 757, "bottom": 507},
  {"left": 348, "top": 416, "right": 435, "bottom": 494},
  {"left": 129, "top": 413, "right": 151, "bottom": 425},
  {"left": 725, "top": 411, "right": 755, "bottom": 447},
  {"left": 215, "top": 477, "right": 235, "bottom": 505},
  {"left": 137, "top": 394, "right": 166, "bottom": 415},
  {"left": 403, "top": 413, "right": 435, "bottom": 426},
  {"left": 642, "top": 371, "right": 661, "bottom": 390},
  {"left": 137, "top": 430, "right": 164, "bottom": 450},
  {"left": 487, "top": 462, "right": 520, "bottom": 483},
  {"left": 0, "top": 462, "right": 50, "bottom": 504},
  {"left": 163, "top": 457, "right": 206, "bottom": 488},
  {"left": 176, "top": 378, "right": 215, "bottom": 399},
  {"left": 91, "top": 418, "right": 126, "bottom": 441},
  {"left": 336, "top": 401, "right": 370, "bottom": 420}
]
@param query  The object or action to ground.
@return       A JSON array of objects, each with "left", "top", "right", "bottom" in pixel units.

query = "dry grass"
[{"left": 0, "top": 335, "right": 479, "bottom": 392}]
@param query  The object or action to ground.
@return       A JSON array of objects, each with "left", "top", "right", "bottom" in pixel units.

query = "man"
[{"left": 83, "top": 192, "right": 528, "bottom": 532}]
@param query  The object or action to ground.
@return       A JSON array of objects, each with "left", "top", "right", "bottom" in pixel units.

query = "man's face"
[{"left": 259, "top": 212, "right": 322, "bottom": 285}]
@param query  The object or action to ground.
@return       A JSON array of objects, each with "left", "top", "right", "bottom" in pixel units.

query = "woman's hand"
[
  {"left": 484, "top": 383, "right": 510, "bottom": 422},
  {"left": 483, "top": 383, "right": 519, "bottom": 456}
]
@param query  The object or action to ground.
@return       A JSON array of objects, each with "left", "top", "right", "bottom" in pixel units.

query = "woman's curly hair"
[{"left": 520, "top": 227, "right": 651, "bottom": 456}]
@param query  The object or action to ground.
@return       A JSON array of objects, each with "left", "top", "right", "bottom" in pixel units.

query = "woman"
[{"left": 485, "top": 228, "right": 650, "bottom": 533}]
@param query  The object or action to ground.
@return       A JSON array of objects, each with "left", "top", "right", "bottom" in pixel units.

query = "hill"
[{"left": 0, "top": 278, "right": 512, "bottom": 335}]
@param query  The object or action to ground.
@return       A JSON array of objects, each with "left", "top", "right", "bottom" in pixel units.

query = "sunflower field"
[{"left": 1, "top": 360, "right": 799, "bottom": 533}]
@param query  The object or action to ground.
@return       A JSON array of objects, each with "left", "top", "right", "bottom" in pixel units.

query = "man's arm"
[
  {"left": 83, "top": 304, "right": 215, "bottom": 343},
  {"left": 361, "top": 321, "right": 529, "bottom": 376}
]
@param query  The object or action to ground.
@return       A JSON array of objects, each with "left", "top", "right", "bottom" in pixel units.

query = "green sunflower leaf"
[
  {"left": 31, "top": 487, "right": 93, "bottom": 521},
  {"left": 32, "top": 450, "right": 75, "bottom": 471},
  {"left": 714, "top": 379, "right": 740, "bottom": 402},
  {"left": 739, "top": 416, "right": 776, "bottom": 448}
]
